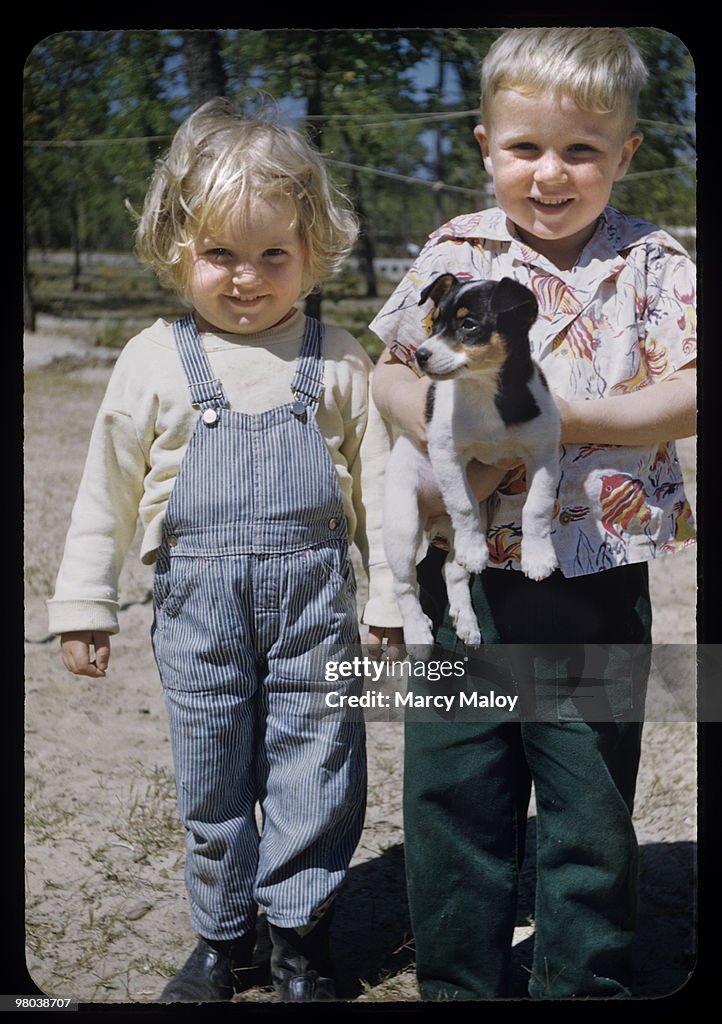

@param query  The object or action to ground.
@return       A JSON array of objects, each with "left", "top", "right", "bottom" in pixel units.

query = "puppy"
[{"left": 383, "top": 273, "right": 560, "bottom": 650}]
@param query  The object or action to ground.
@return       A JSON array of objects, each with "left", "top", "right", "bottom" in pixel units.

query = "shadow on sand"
[{"left": 324, "top": 819, "right": 696, "bottom": 1000}]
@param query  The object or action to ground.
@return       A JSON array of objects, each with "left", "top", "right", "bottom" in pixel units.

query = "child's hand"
[
  {"left": 467, "top": 460, "right": 514, "bottom": 498},
  {"left": 60, "top": 631, "right": 111, "bottom": 678},
  {"left": 366, "top": 626, "right": 404, "bottom": 660}
]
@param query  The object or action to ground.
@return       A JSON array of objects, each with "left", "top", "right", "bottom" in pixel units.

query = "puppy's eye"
[{"left": 458, "top": 318, "right": 478, "bottom": 332}]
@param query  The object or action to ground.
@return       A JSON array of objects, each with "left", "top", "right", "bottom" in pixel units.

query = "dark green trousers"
[{"left": 405, "top": 554, "right": 652, "bottom": 999}]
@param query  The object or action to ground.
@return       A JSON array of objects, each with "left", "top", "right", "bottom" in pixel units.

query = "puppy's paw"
[
  {"left": 402, "top": 619, "right": 435, "bottom": 663},
  {"left": 521, "top": 542, "right": 558, "bottom": 581},
  {"left": 405, "top": 642, "right": 436, "bottom": 663},
  {"left": 402, "top": 616, "right": 434, "bottom": 655},
  {"left": 450, "top": 605, "right": 481, "bottom": 648},
  {"left": 455, "top": 537, "right": 489, "bottom": 575}
]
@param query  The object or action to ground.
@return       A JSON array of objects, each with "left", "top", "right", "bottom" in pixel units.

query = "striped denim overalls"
[{"left": 152, "top": 313, "right": 366, "bottom": 942}]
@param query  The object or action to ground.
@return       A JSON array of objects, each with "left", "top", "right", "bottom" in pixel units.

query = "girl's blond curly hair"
[{"left": 133, "top": 98, "right": 358, "bottom": 300}]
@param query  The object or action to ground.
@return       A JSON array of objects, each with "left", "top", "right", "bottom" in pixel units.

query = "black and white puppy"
[{"left": 383, "top": 273, "right": 560, "bottom": 649}]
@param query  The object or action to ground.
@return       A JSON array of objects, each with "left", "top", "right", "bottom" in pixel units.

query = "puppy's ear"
[
  {"left": 419, "top": 273, "right": 458, "bottom": 307},
  {"left": 491, "top": 278, "right": 538, "bottom": 325}
]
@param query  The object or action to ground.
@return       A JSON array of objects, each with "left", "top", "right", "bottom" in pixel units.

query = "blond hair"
[
  {"left": 480, "top": 27, "right": 649, "bottom": 134},
  {"left": 134, "top": 97, "right": 358, "bottom": 299}
]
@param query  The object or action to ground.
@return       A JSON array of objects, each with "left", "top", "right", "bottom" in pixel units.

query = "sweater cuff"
[{"left": 46, "top": 599, "right": 120, "bottom": 636}]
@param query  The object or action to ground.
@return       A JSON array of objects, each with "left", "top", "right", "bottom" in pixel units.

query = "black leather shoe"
[
  {"left": 159, "top": 934, "right": 256, "bottom": 1003},
  {"left": 268, "top": 919, "right": 336, "bottom": 1002}
]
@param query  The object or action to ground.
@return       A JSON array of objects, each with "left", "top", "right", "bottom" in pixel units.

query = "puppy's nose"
[{"left": 415, "top": 348, "right": 430, "bottom": 368}]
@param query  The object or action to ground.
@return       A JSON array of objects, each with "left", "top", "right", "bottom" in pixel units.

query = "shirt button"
[
  {"left": 167, "top": 535, "right": 177, "bottom": 547},
  {"left": 328, "top": 518, "right": 339, "bottom": 531},
  {"left": 202, "top": 408, "right": 218, "bottom": 425}
]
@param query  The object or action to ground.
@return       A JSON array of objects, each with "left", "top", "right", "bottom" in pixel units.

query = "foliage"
[
  {"left": 24, "top": 27, "right": 696, "bottom": 267},
  {"left": 613, "top": 28, "right": 696, "bottom": 226}
]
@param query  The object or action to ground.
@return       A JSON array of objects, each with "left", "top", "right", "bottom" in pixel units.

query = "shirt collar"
[{"left": 430, "top": 205, "right": 689, "bottom": 271}]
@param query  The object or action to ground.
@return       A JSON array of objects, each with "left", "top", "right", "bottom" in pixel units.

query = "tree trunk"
[
  {"left": 23, "top": 158, "right": 35, "bottom": 331},
  {"left": 433, "top": 48, "right": 446, "bottom": 229},
  {"left": 181, "top": 30, "right": 227, "bottom": 108},
  {"left": 63, "top": 148, "right": 81, "bottom": 292},
  {"left": 304, "top": 37, "right": 326, "bottom": 321},
  {"left": 23, "top": 226, "right": 35, "bottom": 332},
  {"left": 341, "top": 130, "right": 377, "bottom": 298}
]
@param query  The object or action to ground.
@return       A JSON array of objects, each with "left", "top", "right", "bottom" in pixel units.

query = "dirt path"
[{"left": 23, "top": 333, "right": 698, "bottom": 1004}]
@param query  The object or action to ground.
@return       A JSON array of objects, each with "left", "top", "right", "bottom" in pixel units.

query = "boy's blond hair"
[
  {"left": 134, "top": 97, "right": 358, "bottom": 299},
  {"left": 480, "top": 27, "right": 649, "bottom": 135}
]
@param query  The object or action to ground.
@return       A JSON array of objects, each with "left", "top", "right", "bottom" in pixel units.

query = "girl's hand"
[
  {"left": 366, "top": 626, "right": 404, "bottom": 660},
  {"left": 60, "top": 631, "right": 111, "bottom": 678},
  {"left": 467, "top": 460, "right": 514, "bottom": 498}
]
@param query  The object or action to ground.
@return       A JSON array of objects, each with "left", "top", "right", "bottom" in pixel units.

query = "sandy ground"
[{"left": 22, "top": 326, "right": 699, "bottom": 1007}]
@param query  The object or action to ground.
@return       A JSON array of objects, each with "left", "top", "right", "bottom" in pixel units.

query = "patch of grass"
[
  {"left": 92, "top": 320, "right": 141, "bottom": 349},
  {"left": 109, "top": 762, "right": 182, "bottom": 857},
  {"left": 357, "top": 966, "right": 419, "bottom": 1001},
  {"left": 25, "top": 784, "right": 79, "bottom": 844},
  {"left": 128, "top": 953, "right": 178, "bottom": 982}
]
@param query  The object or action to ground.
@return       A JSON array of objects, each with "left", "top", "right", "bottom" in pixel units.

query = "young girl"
[{"left": 48, "top": 98, "right": 401, "bottom": 1003}]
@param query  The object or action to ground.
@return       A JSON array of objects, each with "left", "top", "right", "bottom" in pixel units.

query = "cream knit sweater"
[{"left": 48, "top": 310, "right": 400, "bottom": 634}]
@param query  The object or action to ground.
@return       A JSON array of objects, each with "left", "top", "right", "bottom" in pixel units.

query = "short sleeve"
[{"left": 641, "top": 248, "right": 697, "bottom": 379}]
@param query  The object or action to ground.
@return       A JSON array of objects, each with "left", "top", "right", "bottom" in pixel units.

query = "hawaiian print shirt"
[{"left": 369, "top": 206, "right": 696, "bottom": 578}]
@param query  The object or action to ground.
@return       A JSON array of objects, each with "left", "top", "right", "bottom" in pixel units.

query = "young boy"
[{"left": 370, "top": 28, "right": 696, "bottom": 999}]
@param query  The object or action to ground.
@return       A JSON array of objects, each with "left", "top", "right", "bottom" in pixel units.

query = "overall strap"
[
  {"left": 172, "top": 313, "right": 229, "bottom": 410},
  {"left": 290, "top": 317, "right": 325, "bottom": 414}
]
